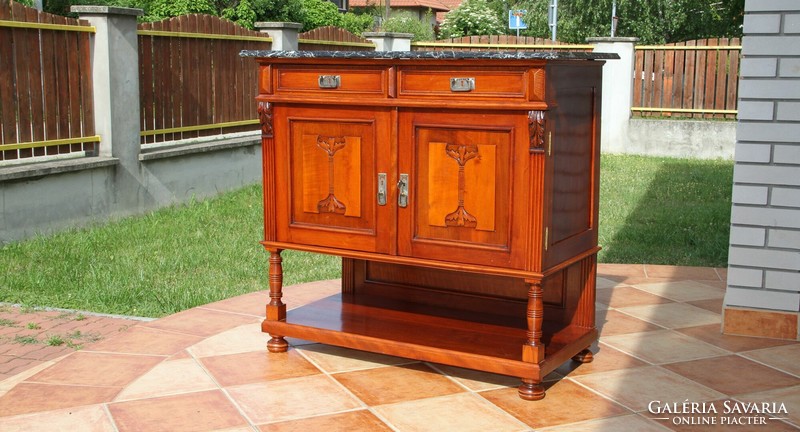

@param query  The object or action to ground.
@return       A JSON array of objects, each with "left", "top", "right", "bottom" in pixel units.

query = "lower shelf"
[{"left": 262, "top": 292, "right": 597, "bottom": 380}]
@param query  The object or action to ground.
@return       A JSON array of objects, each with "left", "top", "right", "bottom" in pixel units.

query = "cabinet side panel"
[{"left": 544, "top": 64, "right": 603, "bottom": 267}]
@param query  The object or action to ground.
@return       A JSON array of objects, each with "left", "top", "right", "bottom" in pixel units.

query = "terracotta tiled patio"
[{"left": 1, "top": 264, "right": 799, "bottom": 431}]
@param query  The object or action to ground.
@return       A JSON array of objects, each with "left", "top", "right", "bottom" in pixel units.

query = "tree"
[
  {"left": 381, "top": 10, "right": 435, "bottom": 42},
  {"left": 439, "top": 0, "right": 505, "bottom": 39},
  {"left": 516, "top": 0, "right": 744, "bottom": 44}
]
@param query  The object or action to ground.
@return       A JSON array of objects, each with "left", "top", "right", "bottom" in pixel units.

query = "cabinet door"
[
  {"left": 397, "top": 110, "right": 529, "bottom": 269},
  {"left": 274, "top": 105, "right": 394, "bottom": 254}
]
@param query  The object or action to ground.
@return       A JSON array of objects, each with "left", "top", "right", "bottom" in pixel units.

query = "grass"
[
  {"left": 0, "top": 154, "right": 733, "bottom": 318},
  {"left": 598, "top": 155, "right": 733, "bottom": 267}
]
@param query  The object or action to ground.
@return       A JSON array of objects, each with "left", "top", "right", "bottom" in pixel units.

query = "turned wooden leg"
[
  {"left": 518, "top": 378, "right": 545, "bottom": 401},
  {"left": 572, "top": 348, "right": 594, "bottom": 363},
  {"left": 266, "top": 249, "right": 288, "bottom": 353},
  {"left": 521, "top": 279, "right": 545, "bottom": 364}
]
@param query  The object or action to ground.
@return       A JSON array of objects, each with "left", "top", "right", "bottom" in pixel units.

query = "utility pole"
[
  {"left": 548, "top": 0, "right": 558, "bottom": 42},
  {"left": 611, "top": 0, "right": 618, "bottom": 37}
]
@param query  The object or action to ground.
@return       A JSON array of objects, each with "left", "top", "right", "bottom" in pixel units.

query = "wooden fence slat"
[
  {"left": 703, "top": 38, "right": 718, "bottom": 119},
  {"left": 41, "top": 12, "right": 59, "bottom": 147},
  {"left": 66, "top": 24, "right": 83, "bottom": 151},
  {"left": 78, "top": 19, "right": 95, "bottom": 154},
  {"left": 663, "top": 48, "right": 675, "bottom": 116},
  {"left": 0, "top": 1, "right": 18, "bottom": 155},
  {"left": 726, "top": 38, "right": 741, "bottom": 115},
  {"left": 11, "top": 2, "right": 33, "bottom": 152},
  {"left": 632, "top": 50, "right": 643, "bottom": 116},
  {"left": 653, "top": 48, "right": 665, "bottom": 111},
  {"left": 671, "top": 41, "right": 686, "bottom": 118},
  {"left": 714, "top": 38, "right": 728, "bottom": 119},
  {"left": 26, "top": 6, "right": 45, "bottom": 150}
]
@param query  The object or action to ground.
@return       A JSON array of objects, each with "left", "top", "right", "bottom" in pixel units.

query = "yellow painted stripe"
[
  {"left": 140, "top": 119, "right": 259, "bottom": 136},
  {"left": 412, "top": 41, "right": 593, "bottom": 50},
  {"left": 137, "top": 29, "right": 271, "bottom": 43},
  {"left": 637, "top": 45, "right": 741, "bottom": 50},
  {"left": 632, "top": 107, "right": 737, "bottom": 114},
  {"left": 0, "top": 135, "right": 101, "bottom": 151},
  {"left": 298, "top": 38, "right": 375, "bottom": 48},
  {"left": 0, "top": 19, "right": 95, "bottom": 33}
]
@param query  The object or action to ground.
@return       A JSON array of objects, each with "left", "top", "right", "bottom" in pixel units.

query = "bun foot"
[
  {"left": 518, "top": 379, "right": 545, "bottom": 401},
  {"left": 571, "top": 348, "right": 594, "bottom": 363},
  {"left": 267, "top": 336, "right": 289, "bottom": 353}
]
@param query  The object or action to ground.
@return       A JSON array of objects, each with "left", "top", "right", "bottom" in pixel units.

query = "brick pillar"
[{"left": 724, "top": 0, "right": 800, "bottom": 340}]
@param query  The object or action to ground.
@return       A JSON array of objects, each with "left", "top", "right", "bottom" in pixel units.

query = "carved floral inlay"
[
  {"left": 258, "top": 101, "right": 273, "bottom": 137},
  {"left": 528, "top": 110, "right": 545, "bottom": 152},
  {"left": 316, "top": 135, "right": 347, "bottom": 214},
  {"left": 444, "top": 143, "right": 480, "bottom": 228}
]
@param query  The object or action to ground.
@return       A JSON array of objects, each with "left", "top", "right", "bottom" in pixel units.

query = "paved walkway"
[
  {"left": 1, "top": 264, "right": 799, "bottom": 431},
  {"left": 0, "top": 306, "right": 148, "bottom": 382}
]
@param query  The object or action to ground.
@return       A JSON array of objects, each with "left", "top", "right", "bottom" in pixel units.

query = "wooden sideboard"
[{"left": 245, "top": 50, "right": 614, "bottom": 400}]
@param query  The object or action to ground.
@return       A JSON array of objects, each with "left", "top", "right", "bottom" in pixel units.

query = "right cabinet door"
[{"left": 397, "top": 109, "right": 531, "bottom": 269}]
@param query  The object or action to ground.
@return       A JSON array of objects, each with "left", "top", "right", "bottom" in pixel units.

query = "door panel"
[
  {"left": 274, "top": 105, "right": 393, "bottom": 253},
  {"left": 398, "top": 110, "right": 529, "bottom": 268}
]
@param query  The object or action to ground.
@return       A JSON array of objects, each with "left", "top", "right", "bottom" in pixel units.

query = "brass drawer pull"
[
  {"left": 318, "top": 75, "right": 341, "bottom": 89},
  {"left": 450, "top": 77, "right": 475, "bottom": 92}
]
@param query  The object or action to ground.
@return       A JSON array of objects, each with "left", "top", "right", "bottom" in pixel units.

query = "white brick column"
[{"left": 724, "top": 0, "right": 800, "bottom": 340}]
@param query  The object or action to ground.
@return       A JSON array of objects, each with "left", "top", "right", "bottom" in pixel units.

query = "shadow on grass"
[{"left": 598, "top": 155, "right": 733, "bottom": 268}]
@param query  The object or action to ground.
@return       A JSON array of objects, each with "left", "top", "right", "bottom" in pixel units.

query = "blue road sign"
[{"left": 509, "top": 10, "right": 527, "bottom": 30}]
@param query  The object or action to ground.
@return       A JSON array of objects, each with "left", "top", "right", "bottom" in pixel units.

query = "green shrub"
[{"left": 382, "top": 10, "right": 434, "bottom": 41}]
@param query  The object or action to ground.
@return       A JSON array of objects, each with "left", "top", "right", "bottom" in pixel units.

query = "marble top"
[{"left": 240, "top": 50, "right": 619, "bottom": 61}]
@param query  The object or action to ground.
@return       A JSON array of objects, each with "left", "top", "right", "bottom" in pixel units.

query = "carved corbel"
[
  {"left": 257, "top": 101, "right": 273, "bottom": 137},
  {"left": 528, "top": 110, "right": 546, "bottom": 153}
]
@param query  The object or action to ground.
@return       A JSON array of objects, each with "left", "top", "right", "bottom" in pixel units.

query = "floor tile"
[
  {"left": 643, "top": 265, "right": 722, "bottom": 281},
  {"left": 333, "top": 363, "right": 465, "bottom": 406},
  {"left": 595, "top": 287, "right": 673, "bottom": 308},
  {"left": 108, "top": 390, "right": 249, "bottom": 432},
  {"left": 0, "top": 383, "right": 121, "bottom": 417},
  {"left": 84, "top": 326, "right": 203, "bottom": 356},
  {"left": 226, "top": 375, "right": 362, "bottom": 424},
  {"left": 555, "top": 343, "right": 650, "bottom": 377},
  {"left": 187, "top": 322, "right": 266, "bottom": 358},
  {"left": 114, "top": 358, "right": 218, "bottom": 401},
  {"left": 664, "top": 355, "right": 800, "bottom": 396},
  {"left": 597, "top": 263, "right": 647, "bottom": 281},
  {"left": 616, "top": 303, "right": 721, "bottom": 329},
  {"left": 481, "top": 379, "right": 630, "bottom": 429},
  {"left": 541, "top": 413, "right": 671, "bottom": 431},
  {"left": 596, "top": 277, "right": 623, "bottom": 289},
  {"left": 677, "top": 324, "right": 798, "bottom": 353},
  {"left": 201, "top": 291, "right": 268, "bottom": 317},
  {"left": 736, "top": 385, "right": 800, "bottom": 427},
  {"left": 596, "top": 309, "right": 664, "bottom": 336},
  {"left": 144, "top": 308, "right": 260, "bottom": 337},
  {"left": 200, "top": 349, "right": 320, "bottom": 387},
  {"left": 572, "top": 366, "right": 726, "bottom": 412},
  {"left": 601, "top": 330, "right": 728, "bottom": 364},
  {"left": 741, "top": 344, "right": 800, "bottom": 377},
  {"left": 26, "top": 352, "right": 164, "bottom": 387},
  {"left": 687, "top": 298, "right": 724, "bottom": 314},
  {"left": 431, "top": 364, "right": 523, "bottom": 391},
  {"left": 631, "top": 280, "right": 725, "bottom": 302},
  {"left": 296, "top": 344, "right": 413, "bottom": 373},
  {"left": 258, "top": 410, "right": 393, "bottom": 432},
  {"left": 0, "top": 404, "right": 116, "bottom": 431},
  {"left": 374, "top": 392, "right": 527, "bottom": 432}
]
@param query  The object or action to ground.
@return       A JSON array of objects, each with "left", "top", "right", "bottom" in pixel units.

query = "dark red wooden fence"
[{"left": 0, "top": 0, "right": 96, "bottom": 161}]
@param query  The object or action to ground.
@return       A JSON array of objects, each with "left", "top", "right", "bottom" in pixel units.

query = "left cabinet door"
[{"left": 272, "top": 105, "right": 395, "bottom": 254}]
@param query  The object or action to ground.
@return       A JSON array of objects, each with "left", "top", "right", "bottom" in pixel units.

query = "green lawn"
[{"left": 0, "top": 154, "right": 733, "bottom": 318}]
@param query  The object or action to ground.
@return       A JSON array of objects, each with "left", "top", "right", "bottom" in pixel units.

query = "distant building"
[{"left": 348, "top": 0, "right": 451, "bottom": 26}]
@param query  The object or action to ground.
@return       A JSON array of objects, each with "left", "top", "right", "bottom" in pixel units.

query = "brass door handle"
[
  {"left": 377, "top": 173, "right": 387, "bottom": 206},
  {"left": 397, "top": 174, "right": 409, "bottom": 208}
]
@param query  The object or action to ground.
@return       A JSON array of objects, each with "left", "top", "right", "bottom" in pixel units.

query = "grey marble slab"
[{"left": 240, "top": 50, "right": 619, "bottom": 60}]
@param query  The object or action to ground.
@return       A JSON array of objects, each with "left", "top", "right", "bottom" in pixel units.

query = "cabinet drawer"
[
  {"left": 274, "top": 65, "right": 388, "bottom": 97},
  {"left": 398, "top": 67, "right": 534, "bottom": 100}
]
